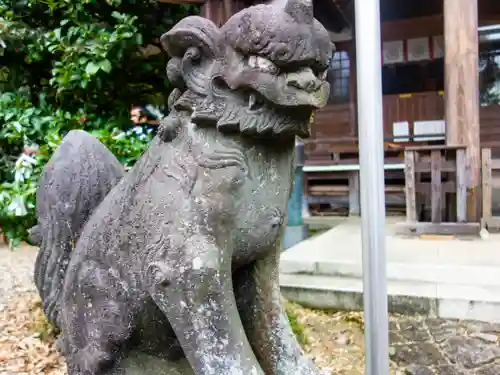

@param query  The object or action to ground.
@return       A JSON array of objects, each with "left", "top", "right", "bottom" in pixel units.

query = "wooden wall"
[
  {"left": 383, "top": 92, "right": 444, "bottom": 137},
  {"left": 307, "top": 8, "right": 500, "bottom": 161},
  {"left": 308, "top": 91, "right": 445, "bottom": 154},
  {"left": 307, "top": 100, "right": 500, "bottom": 159},
  {"left": 311, "top": 104, "right": 353, "bottom": 141},
  {"left": 381, "top": 15, "right": 443, "bottom": 41}
]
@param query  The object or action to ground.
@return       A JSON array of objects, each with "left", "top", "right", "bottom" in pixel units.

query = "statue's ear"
[
  {"left": 161, "top": 16, "right": 221, "bottom": 96},
  {"left": 161, "top": 16, "right": 220, "bottom": 60}
]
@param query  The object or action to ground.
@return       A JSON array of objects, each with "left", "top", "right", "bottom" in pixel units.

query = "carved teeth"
[
  {"left": 249, "top": 94, "right": 257, "bottom": 110},
  {"left": 248, "top": 56, "right": 257, "bottom": 69}
]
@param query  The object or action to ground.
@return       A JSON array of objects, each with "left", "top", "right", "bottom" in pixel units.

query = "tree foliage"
[{"left": 0, "top": 0, "right": 197, "bottom": 247}]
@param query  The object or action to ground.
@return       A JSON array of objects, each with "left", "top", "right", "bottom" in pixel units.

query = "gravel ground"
[
  {"left": 1, "top": 245, "right": 500, "bottom": 375},
  {"left": 0, "top": 245, "right": 38, "bottom": 309}
]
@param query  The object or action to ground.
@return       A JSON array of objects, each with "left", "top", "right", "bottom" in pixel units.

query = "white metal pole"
[{"left": 353, "top": 0, "right": 390, "bottom": 374}]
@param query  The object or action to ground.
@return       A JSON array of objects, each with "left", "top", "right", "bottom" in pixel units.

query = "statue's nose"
[{"left": 285, "top": 68, "right": 321, "bottom": 93}]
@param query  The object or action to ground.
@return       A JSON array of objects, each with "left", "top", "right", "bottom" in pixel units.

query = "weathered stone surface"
[
  {"left": 425, "top": 318, "right": 462, "bottom": 344},
  {"left": 404, "top": 364, "right": 434, "bottom": 375},
  {"left": 433, "top": 365, "right": 465, "bottom": 375},
  {"left": 443, "top": 337, "right": 500, "bottom": 369},
  {"left": 471, "top": 332, "right": 499, "bottom": 344},
  {"left": 463, "top": 321, "right": 500, "bottom": 335},
  {"left": 397, "top": 319, "right": 432, "bottom": 343},
  {"left": 390, "top": 330, "right": 405, "bottom": 345},
  {"left": 31, "top": 1, "right": 334, "bottom": 374},
  {"left": 391, "top": 343, "right": 447, "bottom": 367},
  {"left": 390, "top": 317, "right": 500, "bottom": 374},
  {"left": 475, "top": 363, "right": 500, "bottom": 375}
]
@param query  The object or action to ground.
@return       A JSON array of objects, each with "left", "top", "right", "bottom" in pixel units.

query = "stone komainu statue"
[{"left": 32, "top": 0, "right": 333, "bottom": 373}]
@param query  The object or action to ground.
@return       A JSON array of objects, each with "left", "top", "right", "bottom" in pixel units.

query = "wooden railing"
[
  {"left": 481, "top": 148, "right": 500, "bottom": 230},
  {"left": 395, "top": 145, "right": 480, "bottom": 236}
]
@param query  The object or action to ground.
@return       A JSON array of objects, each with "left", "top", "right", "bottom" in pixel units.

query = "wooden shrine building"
[
  {"left": 162, "top": 0, "right": 500, "bottom": 234},
  {"left": 301, "top": 0, "right": 500, "bottom": 228}
]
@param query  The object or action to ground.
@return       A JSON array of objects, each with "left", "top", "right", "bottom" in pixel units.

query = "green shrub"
[{"left": 0, "top": 0, "right": 198, "bottom": 247}]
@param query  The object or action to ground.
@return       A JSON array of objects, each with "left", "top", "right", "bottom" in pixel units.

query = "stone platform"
[{"left": 279, "top": 216, "right": 500, "bottom": 323}]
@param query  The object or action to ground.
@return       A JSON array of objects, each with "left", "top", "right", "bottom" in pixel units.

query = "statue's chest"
[
  {"left": 192, "top": 139, "right": 294, "bottom": 213},
  {"left": 231, "top": 147, "right": 294, "bottom": 263},
  {"left": 240, "top": 146, "right": 294, "bottom": 211},
  {"left": 190, "top": 133, "right": 295, "bottom": 263}
]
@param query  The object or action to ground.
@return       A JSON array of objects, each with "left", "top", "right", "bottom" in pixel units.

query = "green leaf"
[
  {"left": 31, "top": 52, "right": 42, "bottom": 61},
  {"left": 47, "top": 44, "right": 59, "bottom": 53},
  {"left": 85, "top": 62, "right": 100, "bottom": 75},
  {"left": 99, "top": 60, "right": 112, "bottom": 73},
  {"left": 0, "top": 0, "right": 194, "bottom": 248}
]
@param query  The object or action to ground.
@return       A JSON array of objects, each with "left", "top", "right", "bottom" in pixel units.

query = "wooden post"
[
  {"left": 456, "top": 148, "right": 467, "bottom": 223},
  {"left": 444, "top": 0, "right": 480, "bottom": 222},
  {"left": 482, "top": 148, "right": 492, "bottom": 227},
  {"left": 348, "top": 171, "right": 360, "bottom": 216},
  {"left": 404, "top": 150, "right": 417, "bottom": 222},
  {"left": 430, "top": 150, "right": 442, "bottom": 223},
  {"left": 200, "top": 0, "right": 243, "bottom": 26}
]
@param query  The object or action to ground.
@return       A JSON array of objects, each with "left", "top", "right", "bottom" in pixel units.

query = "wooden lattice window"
[{"left": 328, "top": 50, "right": 350, "bottom": 104}]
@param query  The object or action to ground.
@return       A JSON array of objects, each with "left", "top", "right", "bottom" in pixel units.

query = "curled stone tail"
[{"left": 33, "top": 130, "right": 124, "bottom": 327}]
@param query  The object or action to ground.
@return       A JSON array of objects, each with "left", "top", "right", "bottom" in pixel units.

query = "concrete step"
[
  {"left": 280, "top": 258, "right": 500, "bottom": 287},
  {"left": 279, "top": 273, "right": 500, "bottom": 323}
]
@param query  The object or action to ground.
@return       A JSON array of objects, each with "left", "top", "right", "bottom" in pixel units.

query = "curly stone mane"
[{"left": 220, "top": 4, "right": 332, "bottom": 70}]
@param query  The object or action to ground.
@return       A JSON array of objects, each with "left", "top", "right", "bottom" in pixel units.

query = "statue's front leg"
[
  {"left": 145, "top": 233, "right": 264, "bottom": 375},
  {"left": 233, "top": 246, "right": 326, "bottom": 375}
]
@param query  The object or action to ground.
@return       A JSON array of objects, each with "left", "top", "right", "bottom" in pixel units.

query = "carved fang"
[{"left": 249, "top": 94, "right": 257, "bottom": 110}]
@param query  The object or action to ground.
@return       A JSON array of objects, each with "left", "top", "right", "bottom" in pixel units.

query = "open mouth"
[
  {"left": 209, "top": 76, "right": 315, "bottom": 137},
  {"left": 245, "top": 90, "right": 315, "bottom": 119}
]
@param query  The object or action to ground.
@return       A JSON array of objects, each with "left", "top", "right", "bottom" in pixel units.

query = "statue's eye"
[{"left": 248, "top": 56, "right": 279, "bottom": 75}]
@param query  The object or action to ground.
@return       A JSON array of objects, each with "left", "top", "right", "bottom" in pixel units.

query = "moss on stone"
[
  {"left": 30, "top": 299, "right": 60, "bottom": 342},
  {"left": 285, "top": 303, "right": 309, "bottom": 347}
]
